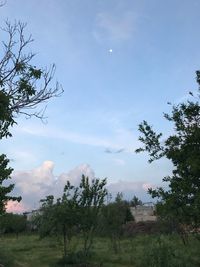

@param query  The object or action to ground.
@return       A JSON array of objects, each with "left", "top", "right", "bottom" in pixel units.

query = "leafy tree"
[
  {"left": 0, "top": 213, "right": 27, "bottom": 237},
  {"left": 100, "top": 193, "right": 133, "bottom": 253},
  {"left": 131, "top": 195, "right": 142, "bottom": 208},
  {"left": 136, "top": 71, "right": 200, "bottom": 231},
  {"left": 0, "top": 21, "right": 62, "bottom": 213},
  {"left": 38, "top": 187, "right": 79, "bottom": 258},
  {"left": 0, "top": 154, "right": 21, "bottom": 214},
  {"left": 78, "top": 175, "right": 107, "bottom": 256},
  {"left": 55, "top": 182, "right": 80, "bottom": 257},
  {"left": 38, "top": 176, "right": 107, "bottom": 260},
  {"left": 36, "top": 195, "right": 56, "bottom": 237}
]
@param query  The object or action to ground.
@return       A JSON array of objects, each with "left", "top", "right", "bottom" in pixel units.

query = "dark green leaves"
[
  {"left": 136, "top": 71, "right": 200, "bottom": 229},
  {"left": 0, "top": 91, "right": 15, "bottom": 138},
  {"left": 0, "top": 154, "right": 21, "bottom": 214},
  {"left": 136, "top": 120, "right": 164, "bottom": 163},
  {"left": 38, "top": 176, "right": 107, "bottom": 257}
]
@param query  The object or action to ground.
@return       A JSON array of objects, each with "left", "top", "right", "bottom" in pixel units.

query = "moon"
[{"left": 109, "top": 49, "right": 113, "bottom": 53}]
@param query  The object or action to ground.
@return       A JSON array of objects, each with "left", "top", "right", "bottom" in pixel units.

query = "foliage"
[
  {"left": 0, "top": 21, "right": 63, "bottom": 139},
  {"left": 33, "top": 196, "right": 55, "bottom": 237},
  {"left": 38, "top": 192, "right": 79, "bottom": 257},
  {"left": 0, "top": 154, "right": 21, "bottom": 214},
  {"left": 100, "top": 193, "right": 133, "bottom": 253},
  {"left": 38, "top": 176, "right": 107, "bottom": 259},
  {"left": 0, "top": 20, "right": 62, "bottom": 216},
  {"left": 78, "top": 175, "right": 107, "bottom": 257},
  {"left": 130, "top": 195, "right": 142, "bottom": 207},
  {"left": 38, "top": 190, "right": 79, "bottom": 257},
  {"left": 136, "top": 71, "right": 200, "bottom": 229},
  {"left": 0, "top": 212, "right": 27, "bottom": 236}
]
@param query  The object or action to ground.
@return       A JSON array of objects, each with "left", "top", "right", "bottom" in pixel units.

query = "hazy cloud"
[
  {"left": 94, "top": 11, "right": 135, "bottom": 42},
  {"left": 17, "top": 123, "right": 138, "bottom": 153}
]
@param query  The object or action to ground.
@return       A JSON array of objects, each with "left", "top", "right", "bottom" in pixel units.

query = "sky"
[{"left": 1, "top": 0, "right": 200, "bottom": 212}]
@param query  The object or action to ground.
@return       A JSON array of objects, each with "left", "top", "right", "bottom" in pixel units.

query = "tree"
[
  {"left": 38, "top": 187, "right": 79, "bottom": 258},
  {"left": 78, "top": 175, "right": 107, "bottom": 257},
  {"left": 136, "top": 71, "right": 200, "bottom": 231},
  {"left": 56, "top": 183, "right": 80, "bottom": 258},
  {"left": 38, "top": 176, "right": 107, "bottom": 260},
  {"left": 0, "top": 154, "right": 21, "bottom": 214},
  {"left": 100, "top": 193, "right": 133, "bottom": 253},
  {"left": 36, "top": 195, "right": 56, "bottom": 237},
  {"left": 0, "top": 212, "right": 27, "bottom": 238},
  {"left": 0, "top": 21, "right": 63, "bottom": 213},
  {"left": 131, "top": 195, "right": 142, "bottom": 208},
  {"left": 0, "top": 21, "right": 63, "bottom": 139}
]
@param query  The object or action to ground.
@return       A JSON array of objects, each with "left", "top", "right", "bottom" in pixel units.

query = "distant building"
[{"left": 130, "top": 202, "right": 156, "bottom": 222}]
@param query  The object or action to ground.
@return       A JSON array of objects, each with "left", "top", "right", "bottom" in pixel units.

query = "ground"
[{"left": 0, "top": 234, "right": 200, "bottom": 267}]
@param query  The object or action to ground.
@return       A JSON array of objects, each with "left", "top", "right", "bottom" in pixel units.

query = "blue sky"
[{"left": 1, "top": 0, "right": 200, "bottom": 211}]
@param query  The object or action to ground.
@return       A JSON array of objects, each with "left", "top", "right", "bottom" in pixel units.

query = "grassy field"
[{"left": 0, "top": 234, "right": 200, "bottom": 267}]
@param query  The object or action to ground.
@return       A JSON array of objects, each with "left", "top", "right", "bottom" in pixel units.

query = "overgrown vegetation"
[
  {"left": 36, "top": 175, "right": 108, "bottom": 260},
  {"left": 136, "top": 71, "right": 200, "bottom": 235},
  {"left": 0, "top": 212, "right": 26, "bottom": 237},
  {"left": 0, "top": 234, "right": 199, "bottom": 267}
]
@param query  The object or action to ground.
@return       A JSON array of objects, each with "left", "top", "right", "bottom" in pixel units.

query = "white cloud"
[
  {"left": 94, "top": 11, "right": 135, "bottom": 42},
  {"left": 8, "top": 160, "right": 156, "bottom": 212},
  {"left": 58, "top": 163, "right": 95, "bottom": 186},
  {"left": 10, "top": 161, "right": 95, "bottom": 212},
  {"left": 13, "top": 161, "right": 55, "bottom": 198}
]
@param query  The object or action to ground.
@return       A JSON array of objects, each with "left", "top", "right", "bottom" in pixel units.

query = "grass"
[
  {"left": 0, "top": 234, "right": 200, "bottom": 267},
  {"left": 0, "top": 234, "right": 62, "bottom": 267}
]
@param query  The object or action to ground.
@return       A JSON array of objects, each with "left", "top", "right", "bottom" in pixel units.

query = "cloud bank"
[{"left": 8, "top": 161, "right": 154, "bottom": 213}]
